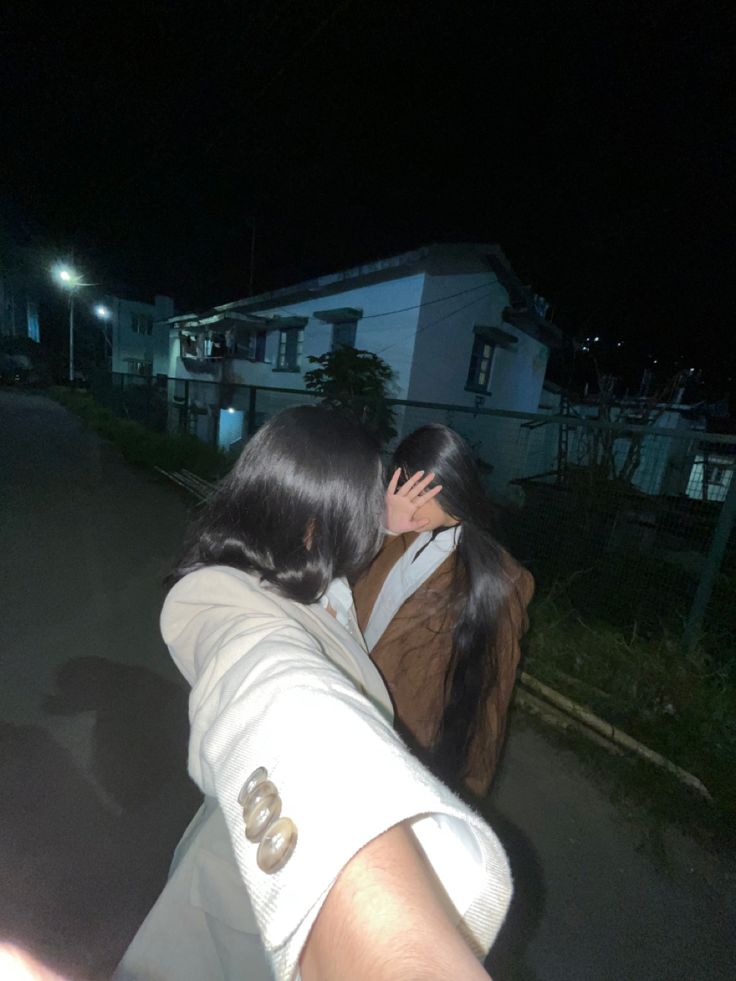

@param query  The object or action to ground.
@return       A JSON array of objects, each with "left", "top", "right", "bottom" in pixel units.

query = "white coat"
[{"left": 115, "top": 565, "right": 512, "bottom": 980}]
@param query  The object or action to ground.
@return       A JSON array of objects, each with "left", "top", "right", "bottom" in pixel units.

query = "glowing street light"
[
  {"left": 51, "top": 263, "right": 97, "bottom": 382},
  {"left": 94, "top": 304, "right": 114, "bottom": 364}
]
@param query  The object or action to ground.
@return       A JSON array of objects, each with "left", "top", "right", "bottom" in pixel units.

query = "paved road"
[{"left": 1, "top": 390, "right": 734, "bottom": 980}]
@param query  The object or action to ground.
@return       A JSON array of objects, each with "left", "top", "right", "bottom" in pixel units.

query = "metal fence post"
[
  {"left": 683, "top": 473, "right": 736, "bottom": 652},
  {"left": 146, "top": 373, "right": 153, "bottom": 428},
  {"left": 247, "top": 386, "right": 258, "bottom": 436}
]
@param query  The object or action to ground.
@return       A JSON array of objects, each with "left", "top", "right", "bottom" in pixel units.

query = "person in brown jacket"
[{"left": 353, "top": 424, "right": 534, "bottom": 799}]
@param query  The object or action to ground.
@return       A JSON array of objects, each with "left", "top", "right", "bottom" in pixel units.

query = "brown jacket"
[{"left": 353, "top": 533, "right": 534, "bottom": 797}]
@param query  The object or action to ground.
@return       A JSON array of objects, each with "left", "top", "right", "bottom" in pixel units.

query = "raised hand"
[{"left": 384, "top": 468, "right": 442, "bottom": 535}]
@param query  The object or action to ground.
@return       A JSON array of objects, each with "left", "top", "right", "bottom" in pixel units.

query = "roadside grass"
[
  {"left": 524, "top": 587, "right": 736, "bottom": 845},
  {"left": 49, "top": 386, "right": 233, "bottom": 482}
]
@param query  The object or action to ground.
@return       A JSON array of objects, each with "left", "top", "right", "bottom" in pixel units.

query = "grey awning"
[
  {"left": 474, "top": 324, "right": 518, "bottom": 348},
  {"left": 270, "top": 315, "right": 309, "bottom": 329},
  {"left": 312, "top": 307, "right": 363, "bottom": 324}
]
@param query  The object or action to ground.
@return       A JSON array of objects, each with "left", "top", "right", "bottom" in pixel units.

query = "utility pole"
[
  {"left": 248, "top": 218, "right": 256, "bottom": 297},
  {"left": 68, "top": 289, "right": 76, "bottom": 383}
]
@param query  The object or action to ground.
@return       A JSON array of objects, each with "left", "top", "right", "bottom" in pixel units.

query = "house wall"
[
  {"left": 402, "top": 272, "right": 551, "bottom": 500},
  {"left": 0, "top": 274, "right": 41, "bottom": 341},
  {"left": 111, "top": 294, "right": 174, "bottom": 374},
  {"left": 168, "top": 274, "right": 426, "bottom": 398},
  {"left": 407, "top": 272, "right": 545, "bottom": 408}
]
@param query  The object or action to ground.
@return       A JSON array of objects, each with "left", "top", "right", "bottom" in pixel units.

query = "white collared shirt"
[
  {"left": 364, "top": 525, "right": 461, "bottom": 651},
  {"left": 319, "top": 577, "right": 356, "bottom": 630}
]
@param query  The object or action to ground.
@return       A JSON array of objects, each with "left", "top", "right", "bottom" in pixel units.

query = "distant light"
[
  {"left": 617, "top": 341, "right": 623, "bottom": 347},
  {"left": 227, "top": 407, "right": 235, "bottom": 414},
  {"left": 594, "top": 336, "right": 600, "bottom": 342},
  {"left": 95, "top": 304, "right": 111, "bottom": 320},
  {"left": 653, "top": 359, "right": 658, "bottom": 364},
  {"left": 60, "top": 269, "right": 72, "bottom": 282}
]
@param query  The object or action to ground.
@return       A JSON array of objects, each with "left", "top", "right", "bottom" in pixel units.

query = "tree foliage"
[{"left": 304, "top": 346, "right": 396, "bottom": 443}]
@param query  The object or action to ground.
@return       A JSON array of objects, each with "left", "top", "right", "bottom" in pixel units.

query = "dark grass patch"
[{"left": 49, "top": 387, "right": 233, "bottom": 482}]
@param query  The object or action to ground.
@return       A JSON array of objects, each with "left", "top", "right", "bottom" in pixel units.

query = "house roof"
[
  {"left": 163, "top": 242, "right": 563, "bottom": 348},
  {"left": 213, "top": 243, "right": 506, "bottom": 314}
]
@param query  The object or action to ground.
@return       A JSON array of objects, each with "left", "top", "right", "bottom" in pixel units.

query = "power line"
[
  {"left": 372, "top": 285, "right": 499, "bottom": 358},
  {"left": 270, "top": 278, "right": 499, "bottom": 324}
]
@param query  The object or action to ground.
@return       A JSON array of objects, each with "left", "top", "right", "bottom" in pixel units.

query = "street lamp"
[
  {"left": 94, "top": 304, "right": 113, "bottom": 367},
  {"left": 52, "top": 263, "right": 97, "bottom": 383}
]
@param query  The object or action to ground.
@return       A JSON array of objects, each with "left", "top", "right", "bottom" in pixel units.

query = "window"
[
  {"left": 466, "top": 336, "right": 496, "bottom": 392},
  {"left": 704, "top": 464, "right": 726, "bottom": 486},
  {"left": 245, "top": 330, "right": 267, "bottom": 362},
  {"left": 277, "top": 328, "right": 303, "bottom": 371},
  {"left": 332, "top": 321, "right": 357, "bottom": 350},
  {"left": 125, "top": 358, "right": 152, "bottom": 376},
  {"left": 131, "top": 313, "right": 153, "bottom": 335}
]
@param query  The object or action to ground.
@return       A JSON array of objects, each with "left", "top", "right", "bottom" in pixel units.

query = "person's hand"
[{"left": 384, "top": 468, "right": 442, "bottom": 535}]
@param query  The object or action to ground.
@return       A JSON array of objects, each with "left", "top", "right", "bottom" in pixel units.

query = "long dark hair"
[
  {"left": 392, "top": 424, "right": 514, "bottom": 785},
  {"left": 171, "top": 405, "right": 385, "bottom": 604}
]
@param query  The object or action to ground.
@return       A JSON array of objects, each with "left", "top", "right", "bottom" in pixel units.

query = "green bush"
[{"left": 49, "top": 387, "right": 231, "bottom": 482}]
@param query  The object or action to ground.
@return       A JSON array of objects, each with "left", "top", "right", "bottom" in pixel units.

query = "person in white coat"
[{"left": 115, "top": 405, "right": 513, "bottom": 981}]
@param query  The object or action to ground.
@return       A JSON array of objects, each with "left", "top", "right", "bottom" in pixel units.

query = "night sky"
[{"left": 2, "top": 0, "right": 734, "bottom": 392}]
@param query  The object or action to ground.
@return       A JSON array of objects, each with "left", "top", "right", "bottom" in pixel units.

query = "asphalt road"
[{"left": 1, "top": 390, "right": 734, "bottom": 980}]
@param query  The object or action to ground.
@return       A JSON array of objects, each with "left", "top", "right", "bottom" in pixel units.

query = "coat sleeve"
[{"left": 162, "top": 569, "right": 513, "bottom": 981}]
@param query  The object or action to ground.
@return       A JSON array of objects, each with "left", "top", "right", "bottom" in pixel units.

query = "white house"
[
  {"left": 106, "top": 292, "right": 175, "bottom": 376},
  {"left": 520, "top": 388, "right": 736, "bottom": 506},
  {"left": 158, "top": 243, "right": 561, "bottom": 479}
]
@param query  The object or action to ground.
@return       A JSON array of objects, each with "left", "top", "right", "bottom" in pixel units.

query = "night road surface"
[{"left": 0, "top": 390, "right": 734, "bottom": 980}]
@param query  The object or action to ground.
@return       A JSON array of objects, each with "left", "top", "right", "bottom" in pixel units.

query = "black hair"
[
  {"left": 392, "top": 423, "right": 514, "bottom": 786},
  {"left": 170, "top": 405, "right": 385, "bottom": 604}
]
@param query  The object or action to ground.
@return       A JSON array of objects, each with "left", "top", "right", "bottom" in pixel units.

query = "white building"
[
  {"left": 106, "top": 293, "right": 175, "bottom": 376},
  {"left": 160, "top": 243, "right": 561, "bottom": 478},
  {"left": 521, "top": 391, "right": 736, "bottom": 504}
]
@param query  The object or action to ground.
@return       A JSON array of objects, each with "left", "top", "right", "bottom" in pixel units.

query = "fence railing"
[{"left": 89, "top": 370, "right": 736, "bottom": 656}]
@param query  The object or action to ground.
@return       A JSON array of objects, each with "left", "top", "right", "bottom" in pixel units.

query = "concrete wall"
[
  {"left": 401, "top": 271, "right": 551, "bottom": 500},
  {"left": 111, "top": 294, "right": 174, "bottom": 375},
  {"left": 409, "top": 271, "right": 548, "bottom": 412},
  {"left": 168, "top": 274, "right": 426, "bottom": 398}
]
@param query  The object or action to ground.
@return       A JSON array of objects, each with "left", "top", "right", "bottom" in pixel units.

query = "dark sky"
[{"left": 2, "top": 0, "right": 734, "bottom": 384}]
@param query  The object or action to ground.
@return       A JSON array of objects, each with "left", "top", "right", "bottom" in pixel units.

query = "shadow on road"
[
  {"left": 0, "top": 658, "right": 200, "bottom": 979},
  {"left": 43, "top": 656, "right": 193, "bottom": 811},
  {"left": 483, "top": 804, "right": 547, "bottom": 981}
]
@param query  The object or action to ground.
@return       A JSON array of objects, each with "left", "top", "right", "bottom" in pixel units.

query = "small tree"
[{"left": 304, "top": 347, "right": 397, "bottom": 443}]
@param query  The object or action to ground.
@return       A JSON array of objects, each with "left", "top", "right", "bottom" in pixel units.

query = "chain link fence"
[{"left": 89, "top": 370, "right": 735, "bottom": 658}]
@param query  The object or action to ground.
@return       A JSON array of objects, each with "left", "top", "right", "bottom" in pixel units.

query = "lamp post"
[
  {"left": 94, "top": 303, "right": 112, "bottom": 367},
  {"left": 52, "top": 264, "right": 97, "bottom": 383}
]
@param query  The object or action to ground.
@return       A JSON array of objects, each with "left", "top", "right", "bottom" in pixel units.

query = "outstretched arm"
[{"left": 301, "top": 821, "right": 491, "bottom": 981}]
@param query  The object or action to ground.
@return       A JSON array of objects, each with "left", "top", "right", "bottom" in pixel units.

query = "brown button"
[
  {"left": 242, "top": 779, "right": 278, "bottom": 817},
  {"left": 245, "top": 791, "right": 282, "bottom": 843},
  {"left": 257, "top": 817, "right": 298, "bottom": 874},
  {"left": 237, "top": 766, "right": 268, "bottom": 807}
]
